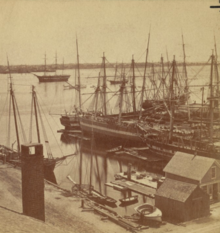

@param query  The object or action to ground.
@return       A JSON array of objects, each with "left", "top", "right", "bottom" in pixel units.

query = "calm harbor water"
[{"left": 0, "top": 64, "right": 210, "bottom": 216}]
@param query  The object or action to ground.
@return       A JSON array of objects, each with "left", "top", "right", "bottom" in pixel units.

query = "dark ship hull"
[
  {"left": 0, "top": 146, "right": 58, "bottom": 184},
  {"left": 36, "top": 74, "right": 70, "bottom": 82},
  {"left": 109, "top": 79, "right": 128, "bottom": 85},
  {"left": 43, "top": 159, "right": 57, "bottom": 184},
  {"left": 60, "top": 114, "right": 81, "bottom": 130},
  {"left": 142, "top": 136, "right": 220, "bottom": 161},
  {"left": 80, "top": 116, "right": 143, "bottom": 146}
]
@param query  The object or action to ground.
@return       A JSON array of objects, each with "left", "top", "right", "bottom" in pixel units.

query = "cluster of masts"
[{"left": 72, "top": 34, "right": 219, "bottom": 148}]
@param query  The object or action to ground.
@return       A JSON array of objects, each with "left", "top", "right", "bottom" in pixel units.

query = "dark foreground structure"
[
  {"left": 155, "top": 178, "right": 210, "bottom": 222},
  {"left": 21, "top": 143, "right": 45, "bottom": 221}
]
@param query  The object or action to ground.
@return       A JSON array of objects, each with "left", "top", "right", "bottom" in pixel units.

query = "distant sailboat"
[
  {"left": 34, "top": 53, "right": 70, "bottom": 82},
  {"left": 109, "top": 63, "right": 128, "bottom": 85}
]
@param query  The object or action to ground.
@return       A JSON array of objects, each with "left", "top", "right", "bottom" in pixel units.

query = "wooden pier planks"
[{"left": 112, "top": 179, "right": 156, "bottom": 197}]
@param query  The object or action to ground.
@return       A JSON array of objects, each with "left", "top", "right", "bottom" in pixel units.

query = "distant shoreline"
[{"left": 0, "top": 62, "right": 210, "bottom": 74}]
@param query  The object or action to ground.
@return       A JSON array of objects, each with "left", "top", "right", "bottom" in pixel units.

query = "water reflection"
[{"left": 55, "top": 134, "right": 156, "bottom": 216}]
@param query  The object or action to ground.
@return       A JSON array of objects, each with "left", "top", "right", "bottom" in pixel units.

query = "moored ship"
[
  {"left": 34, "top": 53, "right": 70, "bottom": 82},
  {"left": 35, "top": 74, "right": 70, "bottom": 82},
  {"left": 140, "top": 53, "right": 220, "bottom": 161}
]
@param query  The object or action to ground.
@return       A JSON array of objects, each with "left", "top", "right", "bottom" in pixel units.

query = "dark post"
[
  {"left": 21, "top": 143, "right": 45, "bottom": 221},
  {"left": 127, "top": 163, "right": 132, "bottom": 181}
]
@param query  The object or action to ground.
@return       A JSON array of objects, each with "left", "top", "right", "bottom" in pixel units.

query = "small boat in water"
[
  {"left": 88, "top": 190, "right": 117, "bottom": 206},
  {"left": 87, "top": 192, "right": 106, "bottom": 204},
  {"left": 104, "top": 196, "right": 117, "bottom": 205},
  {"left": 134, "top": 203, "right": 162, "bottom": 223},
  {"left": 119, "top": 195, "right": 138, "bottom": 205}
]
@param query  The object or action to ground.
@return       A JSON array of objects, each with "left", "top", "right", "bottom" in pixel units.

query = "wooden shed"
[
  {"left": 164, "top": 152, "right": 220, "bottom": 202},
  {"left": 155, "top": 178, "right": 210, "bottom": 222}
]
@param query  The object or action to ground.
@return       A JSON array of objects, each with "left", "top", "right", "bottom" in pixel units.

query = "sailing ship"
[
  {"left": 79, "top": 53, "right": 144, "bottom": 146},
  {"left": 0, "top": 62, "right": 73, "bottom": 183},
  {"left": 80, "top": 33, "right": 151, "bottom": 145},
  {"left": 34, "top": 53, "right": 70, "bottom": 82},
  {"left": 62, "top": 34, "right": 151, "bottom": 134},
  {"left": 109, "top": 63, "right": 128, "bottom": 85},
  {"left": 60, "top": 39, "right": 82, "bottom": 131},
  {"left": 142, "top": 35, "right": 189, "bottom": 111},
  {"left": 80, "top": 33, "right": 152, "bottom": 146},
  {"left": 139, "top": 53, "right": 220, "bottom": 161}
]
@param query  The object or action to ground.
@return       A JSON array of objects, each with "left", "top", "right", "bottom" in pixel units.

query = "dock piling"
[{"left": 127, "top": 163, "right": 132, "bottom": 181}]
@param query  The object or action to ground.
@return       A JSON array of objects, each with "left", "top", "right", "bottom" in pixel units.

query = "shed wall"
[
  {"left": 155, "top": 196, "right": 185, "bottom": 222},
  {"left": 201, "top": 162, "right": 220, "bottom": 185},
  {"left": 155, "top": 187, "right": 210, "bottom": 222},
  {"left": 184, "top": 186, "right": 210, "bottom": 221}
]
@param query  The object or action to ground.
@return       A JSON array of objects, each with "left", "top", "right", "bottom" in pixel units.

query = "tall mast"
[
  {"left": 139, "top": 32, "right": 150, "bottom": 119},
  {"left": 95, "top": 73, "right": 101, "bottom": 117},
  {"left": 118, "top": 73, "right": 125, "bottom": 124},
  {"left": 131, "top": 55, "right": 136, "bottom": 112},
  {"left": 169, "top": 56, "right": 176, "bottom": 142},
  {"left": 200, "top": 87, "right": 204, "bottom": 140},
  {"left": 7, "top": 59, "right": 20, "bottom": 154},
  {"left": 214, "top": 35, "right": 219, "bottom": 96},
  {"left": 102, "top": 52, "right": 107, "bottom": 115},
  {"left": 79, "top": 140, "right": 83, "bottom": 190},
  {"left": 214, "top": 35, "right": 218, "bottom": 62},
  {"left": 11, "top": 85, "right": 20, "bottom": 154},
  {"left": 209, "top": 54, "right": 214, "bottom": 143},
  {"left": 89, "top": 138, "right": 93, "bottom": 194},
  {"left": 161, "top": 55, "right": 165, "bottom": 99},
  {"left": 182, "top": 34, "right": 190, "bottom": 120},
  {"left": 152, "top": 63, "right": 155, "bottom": 99},
  {"left": 166, "top": 47, "right": 171, "bottom": 92},
  {"left": 32, "top": 86, "right": 40, "bottom": 143},
  {"left": 76, "top": 37, "right": 82, "bottom": 109}
]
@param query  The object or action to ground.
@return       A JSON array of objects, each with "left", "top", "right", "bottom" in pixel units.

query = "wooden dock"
[
  {"left": 116, "top": 172, "right": 158, "bottom": 189},
  {"left": 111, "top": 179, "right": 156, "bottom": 198}
]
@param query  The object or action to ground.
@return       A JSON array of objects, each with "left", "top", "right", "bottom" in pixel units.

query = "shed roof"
[
  {"left": 156, "top": 178, "right": 197, "bottom": 202},
  {"left": 163, "top": 152, "right": 216, "bottom": 181}
]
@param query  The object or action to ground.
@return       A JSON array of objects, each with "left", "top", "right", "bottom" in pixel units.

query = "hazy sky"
[{"left": 0, "top": 0, "right": 219, "bottom": 65}]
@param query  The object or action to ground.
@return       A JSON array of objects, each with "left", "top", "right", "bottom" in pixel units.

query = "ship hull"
[
  {"left": 109, "top": 80, "right": 128, "bottom": 85},
  {"left": 143, "top": 136, "right": 220, "bottom": 160},
  {"left": 80, "top": 117, "right": 143, "bottom": 146},
  {"left": 60, "top": 114, "right": 80, "bottom": 130},
  {"left": 36, "top": 74, "right": 70, "bottom": 82},
  {"left": 43, "top": 159, "right": 57, "bottom": 184},
  {"left": 62, "top": 110, "right": 150, "bottom": 130}
]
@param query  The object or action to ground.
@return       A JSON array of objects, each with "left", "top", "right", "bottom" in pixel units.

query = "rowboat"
[
  {"left": 119, "top": 195, "right": 138, "bottom": 205},
  {"left": 134, "top": 203, "right": 162, "bottom": 223}
]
